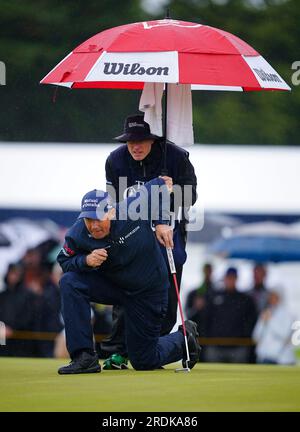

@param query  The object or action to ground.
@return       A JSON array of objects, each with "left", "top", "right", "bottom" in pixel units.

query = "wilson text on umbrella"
[{"left": 103, "top": 62, "right": 169, "bottom": 76}]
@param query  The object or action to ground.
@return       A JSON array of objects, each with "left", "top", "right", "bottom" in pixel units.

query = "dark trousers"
[
  {"left": 101, "top": 264, "right": 183, "bottom": 356},
  {"left": 60, "top": 271, "right": 184, "bottom": 370}
]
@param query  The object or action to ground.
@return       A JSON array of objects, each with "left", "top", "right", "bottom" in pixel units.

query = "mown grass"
[{"left": 0, "top": 358, "right": 299, "bottom": 412}]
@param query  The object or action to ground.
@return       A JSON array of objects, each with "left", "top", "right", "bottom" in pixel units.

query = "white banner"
[{"left": 85, "top": 51, "right": 179, "bottom": 83}]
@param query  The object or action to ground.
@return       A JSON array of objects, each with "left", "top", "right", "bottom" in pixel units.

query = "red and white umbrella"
[{"left": 41, "top": 19, "right": 291, "bottom": 92}]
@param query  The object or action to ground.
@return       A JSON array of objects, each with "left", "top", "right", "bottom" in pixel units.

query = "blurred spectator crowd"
[
  {"left": 0, "top": 237, "right": 297, "bottom": 365},
  {"left": 0, "top": 240, "right": 112, "bottom": 358},
  {"left": 186, "top": 263, "right": 297, "bottom": 365}
]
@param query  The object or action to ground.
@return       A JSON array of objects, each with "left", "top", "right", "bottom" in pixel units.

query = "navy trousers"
[{"left": 59, "top": 271, "right": 184, "bottom": 370}]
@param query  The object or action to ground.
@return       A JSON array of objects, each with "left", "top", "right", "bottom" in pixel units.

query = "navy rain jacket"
[
  {"left": 105, "top": 139, "right": 197, "bottom": 265},
  {"left": 57, "top": 178, "right": 170, "bottom": 295}
]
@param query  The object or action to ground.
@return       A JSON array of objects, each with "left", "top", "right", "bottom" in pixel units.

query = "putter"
[{"left": 166, "top": 247, "right": 191, "bottom": 373}]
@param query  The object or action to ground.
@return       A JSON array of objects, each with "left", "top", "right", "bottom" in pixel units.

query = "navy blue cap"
[
  {"left": 78, "top": 189, "right": 113, "bottom": 220},
  {"left": 225, "top": 267, "right": 238, "bottom": 277}
]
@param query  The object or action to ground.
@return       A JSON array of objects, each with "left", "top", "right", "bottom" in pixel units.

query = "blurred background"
[
  {"left": 1, "top": 0, "right": 300, "bottom": 143},
  {"left": 0, "top": 0, "right": 299, "bottom": 364}
]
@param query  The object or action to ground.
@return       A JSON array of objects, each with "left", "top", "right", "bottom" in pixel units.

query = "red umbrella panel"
[{"left": 40, "top": 19, "right": 291, "bottom": 92}]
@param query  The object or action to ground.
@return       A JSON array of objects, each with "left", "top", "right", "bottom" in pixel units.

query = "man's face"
[
  {"left": 254, "top": 265, "right": 266, "bottom": 285},
  {"left": 84, "top": 216, "right": 111, "bottom": 239},
  {"left": 224, "top": 274, "right": 237, "bottom": 292},
  {"left": 203, "top": 265, "right": 212, "bottom": 280},
  {"left": 127, "top": 139, "right": 154, "bottom": 161},
  {"left": 7, "top": 267, "right": 23, "bottom": 287},
  {"left": 268, "top": 292, "right": 280, "bottom": 306}
]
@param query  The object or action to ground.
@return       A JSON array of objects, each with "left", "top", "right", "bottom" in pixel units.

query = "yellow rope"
[{"left": 5, "top": 331, "right": 255, "bottom": 346}]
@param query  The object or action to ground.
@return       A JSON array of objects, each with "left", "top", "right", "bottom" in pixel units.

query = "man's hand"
[
  {"left": 159, "top": 176, "right": 173, "bottom": 193},
  {"left": 86, "top": 249, "right": 108, "bottom": 267},
  {"left": 5, "top": 325, "right": 13, "bottom": 339},
  {"left": 261, "top": 308, "right": 272, "bottom": 321},
  {"left": 155, "top": 225, "right": 174, "bottom": 248}
]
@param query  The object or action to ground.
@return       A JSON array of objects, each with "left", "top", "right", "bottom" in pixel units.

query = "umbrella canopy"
[
  {"left": 40, "top": 19, "right": 290, "bottom": 92},
  {"left": 0, "top": 218, "right": 61, "bottom": 282},
  {"left": 0, "top": 231, "right": 10, "bottom": 247},
  {"left": 188, "top": 213, "right": 241, "bottom": 243},
  {"left": 233, "top": 221, "right": 300, "bottom": 237},
  {"left": 210, "top": 222, "right": 300, "bottom": 263}
]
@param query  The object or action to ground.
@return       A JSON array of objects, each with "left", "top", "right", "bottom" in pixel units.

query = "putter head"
[{"left": 175, "top": 367, "right": 191, "bottom": 373}]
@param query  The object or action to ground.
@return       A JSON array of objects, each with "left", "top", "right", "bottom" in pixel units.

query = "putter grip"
[{"left": 166, "top": 247, "right": 176, "bottom": 274}]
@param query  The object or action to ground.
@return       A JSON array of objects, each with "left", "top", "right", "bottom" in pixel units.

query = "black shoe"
[
  {"left": 179, "top": 320, "right": 201, "bottom": 369},
  {"left": 58, "top": 351, "right": 101, "bottom": 375}
]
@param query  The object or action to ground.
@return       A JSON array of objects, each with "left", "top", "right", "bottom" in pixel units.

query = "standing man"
[
  {"left": 57, "top": 177, "right": 200, "bottom": 373},
  {"left": 204, "top": 267, "right": 257, "bottom": 364},
  {"left": 101, "top": 114, "right": 197, "bottom": 369},
  {"left": 249, "top": 263, "right": 269, "bottom": 314}
]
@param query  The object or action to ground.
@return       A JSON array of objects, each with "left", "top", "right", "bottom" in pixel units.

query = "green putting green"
[{"left": 0, "top": 358, "right": 299, "bottom": 412}]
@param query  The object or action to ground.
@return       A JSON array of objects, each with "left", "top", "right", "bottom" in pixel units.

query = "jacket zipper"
[{"left": 140, "top": 161, "right": 146, "bottom": 177}]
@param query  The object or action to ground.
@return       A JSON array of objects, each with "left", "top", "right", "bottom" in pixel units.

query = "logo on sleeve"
[{"left": 62, "top": 243, "right": 75, "bottom": 257}]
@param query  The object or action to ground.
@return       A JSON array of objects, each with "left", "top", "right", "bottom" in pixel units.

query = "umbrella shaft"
[
  {"left": 163, "top": 82, "right": 168, "bottom": 139},
  {"left": 162, "top": 82, "right": 169, "bottom": 175}
]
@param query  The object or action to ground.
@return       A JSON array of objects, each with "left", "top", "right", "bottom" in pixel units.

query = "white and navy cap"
[{"left": 78, "top": 189, "right": 113, "bottom": 220}]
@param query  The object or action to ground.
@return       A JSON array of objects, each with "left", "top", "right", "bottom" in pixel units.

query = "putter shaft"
[{"left": 166, "top": 247, "right": 191, "bottom": 370}]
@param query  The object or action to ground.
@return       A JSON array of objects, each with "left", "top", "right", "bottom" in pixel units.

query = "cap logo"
[
  {"left": 143, "top": 20, "right": 201, "bottom": 30},
  {"left": 128, "top": 122, "right": 145, "bottom": 128},
  {"left": 82, "top": 198, "right": 98, "bottom": 209}
]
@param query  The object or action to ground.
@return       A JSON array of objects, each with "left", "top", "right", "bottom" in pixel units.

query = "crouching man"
[{"left": 57, "top": 177, "right": 200, "bottom": 374}]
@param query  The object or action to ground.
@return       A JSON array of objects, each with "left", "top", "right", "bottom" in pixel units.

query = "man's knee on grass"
[{"left": 130, "top": 356, "right": 160, "bottom": 371}]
